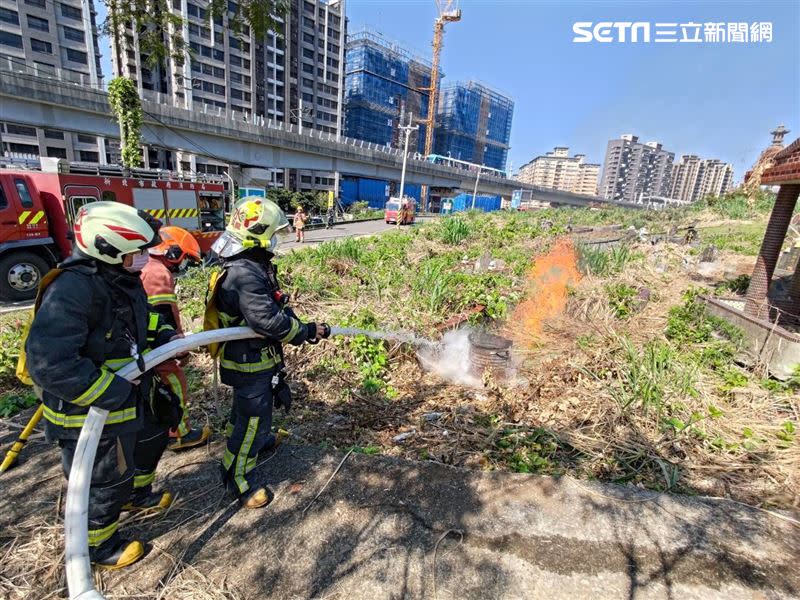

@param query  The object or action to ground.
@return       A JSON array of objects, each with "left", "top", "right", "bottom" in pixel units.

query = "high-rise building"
[
  {"left": 112, "top": 0, "right": 345, "bottom": 190},
  {"left": 0, "top": 0, "right": 106, "bottom": 162},
  {"left": 599, "top": 134, "right": 674, "bottom": 202},
  {"left": 343, "top": 29, "right": 434, "bottom": 153},
  {"left": 434, "top": 81, "right": 513, "bottom": 171},
  {"left": 670, "top": 154, "right": 734, "bottom": 203},
  {"left": 515, "top": 147, "right": 599, "bottom": 196}
]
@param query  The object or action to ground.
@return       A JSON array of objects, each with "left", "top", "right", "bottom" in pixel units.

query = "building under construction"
[
  {"left": 344, "top": 30, "right": 436, "bottom": 152},
  {"left": 434, "top": 81, "right": 514, "bottom": 172}
]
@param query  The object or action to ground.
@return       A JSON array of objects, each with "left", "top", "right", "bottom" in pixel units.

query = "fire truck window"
[
  {"left": 14, "top": 179, "right": 34, "bottom": 208},
  {"left": 0, "top": 185, "right": 7, "bottom": 209},
  {"left": 101, "top": 191, "right": 116, "bottom": 202}
]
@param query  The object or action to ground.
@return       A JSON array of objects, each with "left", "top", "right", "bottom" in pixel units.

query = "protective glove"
[
  {"left": 150, "top": 378, "right": 182, "bottom": 428},
  {"left": 306, "top": 322, "right": 331, "bottom": 345},
  {"left": 272, "top": 371, "right": 292, "bottom": 413}
]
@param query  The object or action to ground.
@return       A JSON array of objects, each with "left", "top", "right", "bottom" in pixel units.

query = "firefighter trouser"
[
  {"left": 59, "top": 433, "right": 135, "bottom": 559},
  {"left": 58, "top": 419, "right": 168, "bottom": 558},
  {"left": 157, "top": 359, "right": 191, "bottom": 437},
  {"left": 222, "top": 381, "right": 273, "bottom": 495},
  {"left": 131, "top": 415, "right": 169, "bottom": 496}
]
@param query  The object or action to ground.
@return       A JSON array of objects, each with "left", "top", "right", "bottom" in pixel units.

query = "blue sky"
[{"left": 98, "top": 0, "right": 799, "bottom": 180}]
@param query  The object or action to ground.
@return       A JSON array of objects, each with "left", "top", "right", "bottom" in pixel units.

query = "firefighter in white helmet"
[
  {"left": 205, "top": 197, "right": 329, "bottom": 508},
  {"left": 24, "top": 202, "right": 179, "bottom": 569}
]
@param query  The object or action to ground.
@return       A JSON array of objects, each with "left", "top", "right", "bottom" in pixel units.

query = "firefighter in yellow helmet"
[
  {"left": 25, "top": 202, "right": 178, "bottom": 569},
  {"left": 205, "top": 197, "right": 329, "bottom": 508},
  {"left": 141, "top": 226, "right": 211, "bottom": 451}
]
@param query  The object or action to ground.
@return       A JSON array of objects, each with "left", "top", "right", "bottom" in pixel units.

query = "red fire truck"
[{"left": 0, "top": 158, "right": 226, "bottom": 301}]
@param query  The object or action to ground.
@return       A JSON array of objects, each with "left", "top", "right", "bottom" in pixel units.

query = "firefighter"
[
  {"left": 24, "top": 202, "right": 177, "bottom": 570},
  {"left": 141, "top": 226, "right": 211, "bottom": 451},
  {"left": 205, "top": 197, "right": 329, "bottom": 508}
]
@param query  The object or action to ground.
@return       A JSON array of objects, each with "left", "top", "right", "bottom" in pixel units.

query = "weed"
[
  {"left": 494, "top": 427, "right": 564, "bottom": 474},
  {"left": 606, "top": 282, "right": 639, "bottom": 319},
  {"left": 0, "top": 390, "right": 37, "bottom": 418},
  {"left": 437, "top": 217, "right": 471, "bottom": 245},
  {"left": 348, "top": 445, "right": 382, "bottom": 455},
  {"left": 715, "top": 274, "right": 751, "bottom": 296},
  {"left": 612, "top": 337, "right": 697, "bottom": 415},
  {"left": 578, "top": 244, "right": 640, "bottom": 277}
]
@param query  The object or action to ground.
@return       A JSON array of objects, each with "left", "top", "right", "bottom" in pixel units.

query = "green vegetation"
[
  {"left": 578, "top": 244, "right": 641, "bottom": 277},
  {"left": 702, "top": 222, "right": 767, "bottom": 256},
  {"left": 107, "top": 77, "right": 143, "bottom": 168},
  {"left": 0, "top": 390, "right": 36, "bottom": 418},
  {"left": 606, "top": 282, "right": 639, "bottom": 319}
]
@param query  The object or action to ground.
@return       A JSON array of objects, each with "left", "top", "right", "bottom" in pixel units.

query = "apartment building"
[
  {"left": 515, "top": 147, "right": 599, "bottom": 196},
  {"left": 0, "top": 0, "right": 107, "bottom": 162},
  {"left": 599, "top": 134, "right": 674, "bottom": 203},
  {"left": 112, "top": 0, "right": 344, "bottom": 191},
  {"left": 344, "top": 29, "right": 434, "bottom": 152},
  {"left": 434, "top": 81, "right": 514, "bottom": 172},
  {"left": 670, "top": 154, "right": 734, "bottom": 203}
]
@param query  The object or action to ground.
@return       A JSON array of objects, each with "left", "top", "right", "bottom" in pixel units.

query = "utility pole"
[
  {"left": 398, "top": 112, "right": 419, "bottom": 201},
  {"left": 471, "top": 166, "right": 482, "bottom": 209}
]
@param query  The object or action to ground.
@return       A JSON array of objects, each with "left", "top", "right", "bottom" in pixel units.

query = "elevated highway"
[{"left": 0, "top": 66, "right": 645, "bottom": 209}]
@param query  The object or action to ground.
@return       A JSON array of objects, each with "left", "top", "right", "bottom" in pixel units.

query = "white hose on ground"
[{"left": 65, "top": 327, "right": 260, "bottom": 600}]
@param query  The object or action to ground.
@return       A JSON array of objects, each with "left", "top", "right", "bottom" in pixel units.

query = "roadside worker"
[
  {"left": 205, "top": 197, "right": 330, "bottom": 508},
  {"left": 141, "top": 226, "right": 211, "bottom": 451},
  {"left": 23, "top": 202, "right": 178, "bottom": 569},
  {"left": 293, "top": 206, "right": 307, "bottom": 243},
  {"left": 326, "top": 206, "right": 335, "bottom": 229}
]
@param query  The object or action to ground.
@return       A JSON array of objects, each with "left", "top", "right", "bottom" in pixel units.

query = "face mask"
[{"left": 124, "top": 252, "right": 149, "bottom": 273}]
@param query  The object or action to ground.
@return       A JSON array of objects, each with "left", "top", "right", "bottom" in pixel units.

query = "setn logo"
[{"left": 573, "top": 22, "right": 651, "bottom": 43}]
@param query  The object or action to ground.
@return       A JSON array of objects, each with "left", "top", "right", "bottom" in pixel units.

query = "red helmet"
[{"left": 149, "top": 226, "right": 201, "bottom": 266}]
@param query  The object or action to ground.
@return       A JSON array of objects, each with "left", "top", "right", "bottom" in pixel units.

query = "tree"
[
  {"left": 266, "top": 188, "right": 294, "bottom": 213},
  {"left": 108, "top": 77, "right": 143, "bottom": 168}
]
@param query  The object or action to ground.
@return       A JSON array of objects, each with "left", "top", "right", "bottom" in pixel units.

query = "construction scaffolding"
[
  {"left": 434, "top": 81, "right": 514, "bottom": 171},
  {"left": 344, "top": 30, "right": 437, "bottom": 153}
]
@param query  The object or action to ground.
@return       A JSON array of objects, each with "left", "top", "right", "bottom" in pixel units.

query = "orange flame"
[{"left": 511, "top": 238, "right": 581, "bottom": 347}]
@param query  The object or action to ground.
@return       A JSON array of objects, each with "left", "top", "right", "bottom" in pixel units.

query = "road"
[{"left": 0, "top": 217, "right": 426, "bottom": 313}]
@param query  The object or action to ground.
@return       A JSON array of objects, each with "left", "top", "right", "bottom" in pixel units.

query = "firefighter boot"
[
  {"left": 168, "top": 425, "right": 211, "bottom": 451},
  {"left": 240, "top": 486, "right": 272, "bottom": 509},
  {"left": 122, "top": 487, "right": 173, "bottom": 513},
  {"left": 91, "top": 539, "right": 145, "bottom": 570}
]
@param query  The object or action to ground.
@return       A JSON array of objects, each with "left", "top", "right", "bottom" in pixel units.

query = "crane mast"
[{"left": 420, "top": 0, "right": 461, "bottom": 211}]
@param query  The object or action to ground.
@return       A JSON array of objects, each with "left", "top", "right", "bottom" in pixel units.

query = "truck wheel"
[{"left": 0, "top": 252, "right": 50, "bottom": 302}]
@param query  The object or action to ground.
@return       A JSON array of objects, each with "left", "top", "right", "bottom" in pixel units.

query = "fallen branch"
[{"left": 302, "top": 448, "right": 353, "bottom": 514}]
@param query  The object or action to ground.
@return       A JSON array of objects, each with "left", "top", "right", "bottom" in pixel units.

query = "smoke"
[
  {"left": 329, "top": 325, "right": 482, "bottom": 388},
  {"left": 416, "top": 327, "right": 482, "bottom": 388}
]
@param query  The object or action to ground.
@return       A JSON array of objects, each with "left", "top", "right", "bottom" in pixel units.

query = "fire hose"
[{"left": 66, "top": 327, "right": 259, "bottom": 600}]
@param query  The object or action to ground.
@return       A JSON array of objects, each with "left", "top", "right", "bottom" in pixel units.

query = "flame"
[{"left": 510, "top": 238, "right": 581, "bottom": 347}]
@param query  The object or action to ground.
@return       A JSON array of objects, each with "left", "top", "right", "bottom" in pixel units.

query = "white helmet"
[{"left": 73, "top": 201, "right": 161, "bottom": 265}]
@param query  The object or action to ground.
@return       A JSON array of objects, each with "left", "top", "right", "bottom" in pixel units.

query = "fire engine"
[{"left": 0, "top": 158, "right": 227, "bottom": 301}]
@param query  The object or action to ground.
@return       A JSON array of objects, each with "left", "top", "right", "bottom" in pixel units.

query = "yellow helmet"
[{"left": 212, "top": 197, "right": 288, "bottom": 258}]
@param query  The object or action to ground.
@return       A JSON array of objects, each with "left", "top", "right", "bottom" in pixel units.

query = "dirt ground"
[{"left": 1, "top": 409, "right": 798, "bottom": 600}]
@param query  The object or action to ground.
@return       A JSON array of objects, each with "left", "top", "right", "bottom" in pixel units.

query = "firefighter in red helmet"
[{"left": 140, "top": 226, "right": 211, "bottom": 451}]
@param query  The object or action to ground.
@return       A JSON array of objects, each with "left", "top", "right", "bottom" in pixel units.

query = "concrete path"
[{"left": 2, "top": 423, "right": 796, "bottom": 599}]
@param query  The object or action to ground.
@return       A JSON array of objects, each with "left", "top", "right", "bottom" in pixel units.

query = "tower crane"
[{"left": 420, "top": 0, "right": 461, "bottom": 211}]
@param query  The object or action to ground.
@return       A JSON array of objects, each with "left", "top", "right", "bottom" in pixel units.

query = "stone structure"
[
  {"left": 0, "top": 0, "right": 106, "bottom": 162},
  {"left": 599, "top": 134, "right": 674, "bottom": 203},
  {"left": 515, "top": 147, "right": 599, "bottom": 196},
  {"left": 670, "top": 154, "right": 734, "bottom": 203},
  {"left": 744, "top": 137, "right": 800, "bottom": 318}
]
